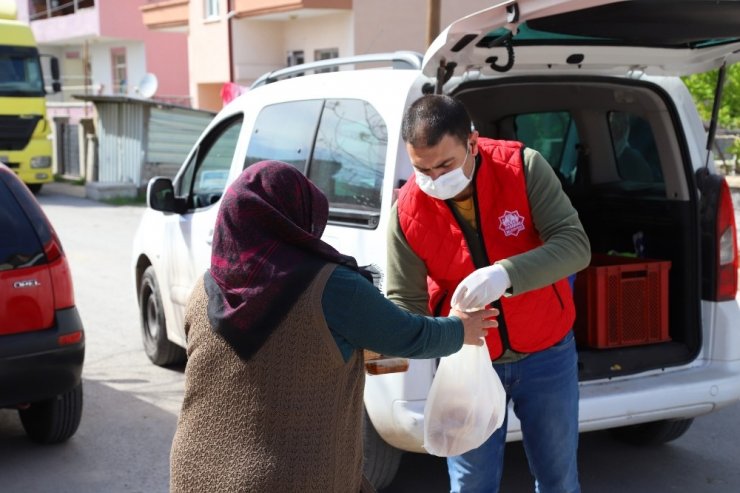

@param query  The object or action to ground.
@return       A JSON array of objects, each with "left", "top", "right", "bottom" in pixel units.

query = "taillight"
[
  {"left": 715, "top": 179, "right": 738, "bottom": 300},
  {"left": 364, "top": 350, "right": 409, "bottom": 375},
  {"left": 46, "top": 232, "right": 75, "bottom": 309}
]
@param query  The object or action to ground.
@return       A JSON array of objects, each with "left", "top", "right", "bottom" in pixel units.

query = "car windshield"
[{"left": 0, "top": 45, "right": 44, "bottom": 97}]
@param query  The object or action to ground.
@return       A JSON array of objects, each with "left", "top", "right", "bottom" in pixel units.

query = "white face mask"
[{"left": 414, "top": 144, "right": 472, "bottom": 200}]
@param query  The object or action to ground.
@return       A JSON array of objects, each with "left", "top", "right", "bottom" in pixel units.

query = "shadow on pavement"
[{"left": 0, "top": 379, "right": 177, "bottom": 493}]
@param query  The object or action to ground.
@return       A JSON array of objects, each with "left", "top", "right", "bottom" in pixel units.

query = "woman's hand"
[{"left": 451, "top": 307, "right": 499, "bottom": 346}]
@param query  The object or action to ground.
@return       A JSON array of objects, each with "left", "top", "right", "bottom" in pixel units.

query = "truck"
[{"left": 0, "top": 0, "right": 60, "bottom": 193}]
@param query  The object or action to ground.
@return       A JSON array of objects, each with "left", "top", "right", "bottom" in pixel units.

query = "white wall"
[
  {"left": 232, "top": 19, "right": 283, "bottom": 83},
  {"left": 283, "top": 12, "right": 352, "bottom": 62},
  {"left": 89, "top": 40, "right": 147, "bottom": 97}
]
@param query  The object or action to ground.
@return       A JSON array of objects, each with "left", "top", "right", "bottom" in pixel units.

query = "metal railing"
[{"left": 29, "top": 0, "right": 96, "bottom": 21}]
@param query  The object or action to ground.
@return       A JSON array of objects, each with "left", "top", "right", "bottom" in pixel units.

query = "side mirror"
[{"left": 147, "top": 177, "right": 185, "bottom": 213}]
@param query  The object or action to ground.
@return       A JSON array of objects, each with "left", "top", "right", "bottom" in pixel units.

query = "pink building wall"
[{"left": 97, "top": 0, "right": 189, "bottom": 102}]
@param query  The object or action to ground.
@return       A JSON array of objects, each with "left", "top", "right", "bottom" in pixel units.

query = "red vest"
[{"left": 397, "top": 139, "right": 575, "bottom": 360}]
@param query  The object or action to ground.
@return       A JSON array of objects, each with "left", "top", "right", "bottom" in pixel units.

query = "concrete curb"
[{"left": 43, "top": 181, "right": 87, "bottom": 199}]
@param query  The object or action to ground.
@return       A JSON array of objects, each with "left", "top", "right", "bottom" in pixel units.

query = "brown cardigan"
[{"left": 170, "top": 263, "right": 366, "bottom": 492}]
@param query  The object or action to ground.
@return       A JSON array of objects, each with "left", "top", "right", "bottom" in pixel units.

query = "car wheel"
[
  {"left": 19, "top": 382, "right": 83, "bottom": 444},
  {"left": 27, "top": 183, "right": 42, "bottom": 194},
  {"left": 363, "top": 410, "right": 403, "bottom": 490},
  {"left": 140, "top": 266, "right": 186, "bottom": 366},
  {"left": 610, "top": 418, "right": 694, "bottom": 446}
]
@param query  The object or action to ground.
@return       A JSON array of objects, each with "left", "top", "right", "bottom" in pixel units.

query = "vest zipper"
[
  {"left": 447, "top": 164, "right": 513, "bottom": 354},
  {"left": 552, "top": 283, "right": 565, "bottom": 310},
  {"left": 432, "top": 290, "right": 448, "bottom": 317}
]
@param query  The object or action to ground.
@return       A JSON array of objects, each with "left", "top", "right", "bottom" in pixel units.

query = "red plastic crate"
[{"left": 574, "top": 253, "right": 671, "bottom": 348}]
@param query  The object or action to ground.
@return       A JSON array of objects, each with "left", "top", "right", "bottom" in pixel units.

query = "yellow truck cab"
[{"left": 0, "top": 0, "right": 60, "bottom": 193}]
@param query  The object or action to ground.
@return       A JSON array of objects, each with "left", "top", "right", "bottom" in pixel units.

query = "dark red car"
[{"left": 0, "top": 163, "right": 84, "bottom": 443}]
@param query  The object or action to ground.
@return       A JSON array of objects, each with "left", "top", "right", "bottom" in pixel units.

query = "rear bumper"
[
  {"left": 383, "top": 358, "right": 740, "bottom": 453},
  {"left": 0, "top": 307, "right": 85, "bottom": 406}
]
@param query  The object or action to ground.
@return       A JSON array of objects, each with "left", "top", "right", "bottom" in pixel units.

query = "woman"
[{"left": 170, "top": 160, "right": 496, "bottom": 493}]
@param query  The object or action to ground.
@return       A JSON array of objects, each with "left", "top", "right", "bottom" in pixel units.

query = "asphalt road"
[{"left": 0, "top": 184, "right": 739, "bottom": 492}]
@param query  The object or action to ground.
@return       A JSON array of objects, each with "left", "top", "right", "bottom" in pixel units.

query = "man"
[{"left": 386, "top": 94, "right": 591, "bottom": 493}]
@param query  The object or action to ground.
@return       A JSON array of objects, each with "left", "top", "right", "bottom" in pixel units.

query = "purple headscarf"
[{"left": 204, "top": 160, "right": 364, "bottom": 360}]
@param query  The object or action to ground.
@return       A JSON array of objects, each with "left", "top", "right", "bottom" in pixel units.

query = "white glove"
[{"left": 451, "top": 264, "right": 511, "bottom": 312}]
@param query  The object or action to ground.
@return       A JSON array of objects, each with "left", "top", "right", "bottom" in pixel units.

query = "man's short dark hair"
[{"left": 401, "top": 94, "right": 471, "bottom": 148}]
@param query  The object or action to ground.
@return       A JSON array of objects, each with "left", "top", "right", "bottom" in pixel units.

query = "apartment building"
[
  {"left": 18, "top": 0, "right": 189, "bottom": 108},
  {"left": 141, "top": 0, "right": 491, "bottom": 111}
]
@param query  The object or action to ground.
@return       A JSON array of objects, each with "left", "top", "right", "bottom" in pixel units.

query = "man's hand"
[
  {"left": 451, "top": 264, "right": 511, "bottom": 312},
  {"left": 450, "top": 307, "right": 499, "bottom": 346}
]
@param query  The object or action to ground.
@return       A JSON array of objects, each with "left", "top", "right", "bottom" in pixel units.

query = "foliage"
[{"left": 682, "top": 64, "right": 740, "bottom": 130}]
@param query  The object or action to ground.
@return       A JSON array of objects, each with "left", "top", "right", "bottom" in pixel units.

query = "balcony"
[
  {"left": 29, "top": 0, "right": 95, "bottom": 21},
  {"left": 232, "top": 0, "right": 351, "bottom": 19},
  {"left": 140, "top": 0, "right": 189, "bottom": 31}
]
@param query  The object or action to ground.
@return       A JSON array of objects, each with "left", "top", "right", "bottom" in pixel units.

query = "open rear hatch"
[
  {"left": 423, "top": 0, "right": 740, "bottom": 88},
  {"left": 422, "top": 0, "right": 740, "bottom": 380}
]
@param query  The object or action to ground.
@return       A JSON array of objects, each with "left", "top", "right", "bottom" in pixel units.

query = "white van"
[{"left": 131, "top": 0, "right": 740, "bottom": 488}]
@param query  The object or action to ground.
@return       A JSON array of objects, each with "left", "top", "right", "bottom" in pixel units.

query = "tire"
[
  {"left": 610, "top": 418, "right": 694, "bottom": 446},
  {"left": 139, "top": 266, "right": 186, "bottom": 366},
  {"left": 363, "top": 410, "right": 403, "bottom": 490},
  {"left": 19, "top": 382, "right": 83, "bottom": 444},
  {"left": 27, "top": 183, "right": 43, "bottom": 194}
]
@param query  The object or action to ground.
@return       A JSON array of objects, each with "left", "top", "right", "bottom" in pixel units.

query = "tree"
[{"left": 682, "top": 63, "right": 740, "bottom": 158}]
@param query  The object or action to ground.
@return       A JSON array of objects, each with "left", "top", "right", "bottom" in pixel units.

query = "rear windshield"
[{"left": 0, "top": 179, "right": 47, "bottom": 271}]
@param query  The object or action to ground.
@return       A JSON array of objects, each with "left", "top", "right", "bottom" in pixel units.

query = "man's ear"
[{"left": 470, "top": 130, "right": 480, "bottom": 156}]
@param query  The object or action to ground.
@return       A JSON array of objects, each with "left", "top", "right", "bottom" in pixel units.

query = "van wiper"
[{"left": 704, "top": 61, "right": 727, "bottom": 169}]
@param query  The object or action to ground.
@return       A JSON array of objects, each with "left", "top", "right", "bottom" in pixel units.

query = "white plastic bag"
[{"left": 423, "top": 341, "right": 506, "bottom": 457}]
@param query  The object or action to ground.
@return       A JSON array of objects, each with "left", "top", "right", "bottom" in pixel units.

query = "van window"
[
  {"left": 608, "top": 111, "right": 664, "bottom": 184},
  {"left": 244, "top": 100, "right": 323, "bottom": 173},
  {"left": 514, "top": 111, "right": 580, "bottom": 186},
  {"left": 176, "top": 115, "right": 242, "bottom": 209},
  {"left": 309, "top": 99, "right": 387, "bottom": 213}
]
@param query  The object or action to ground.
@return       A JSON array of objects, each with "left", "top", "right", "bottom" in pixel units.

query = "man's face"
[{"left": 406, "top": 132, "right": 479, "bottom": 183}]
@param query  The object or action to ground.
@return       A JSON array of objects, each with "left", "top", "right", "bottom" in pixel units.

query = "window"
[
  {"left": 204, "top": 0, "right": 219, "bottom": 19},
  {"left": 314, "top": 48, "right": 339, "bottom": 73},
  {"left": 514, "top": 111, "right": 580, "bottom": 186},
  {"left": 608, "top": 111, "right": 664, "bottom": 184},
  {"left": 176, "top": 116, "right": 242, "bottom": 210},
  {"left": 0, "top": 46, "right": 44, "bottom": 96},
  {"left": 287, "top": 50, "right": 305, "bottom": 67},
  {"left": 244, "top": 98, "right": 388, "bottom": 228},
  {"left": 110, "top": 47, "right": 127, "bottom": 95},
  {"left": 309, "top": 99, "right": 387, "bottom": 215},
  {"left": 0, "top": 180, "right": 45, "bottom": 271},
  {"left": 244, "top": 100, "right": 323, "bottom": 173}
]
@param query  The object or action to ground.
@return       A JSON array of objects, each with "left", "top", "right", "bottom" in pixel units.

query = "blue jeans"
[{"left": 447, "top": 331, "right": 580, "bottom": 493}]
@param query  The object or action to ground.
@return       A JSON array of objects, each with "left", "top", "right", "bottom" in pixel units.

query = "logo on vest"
[{"left": 498, "top": 210, "right": 525, "bottom": 237}]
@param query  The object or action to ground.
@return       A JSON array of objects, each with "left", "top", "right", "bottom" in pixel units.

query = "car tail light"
[
  {"left": 715, "top": 179, "right": 738, "bottom": 300},
  {"left": 46, "top": 231, "right": 75, "bottom": 310},
  {"left": 58, "top": 330, "right": 84, "bottom": 346}
]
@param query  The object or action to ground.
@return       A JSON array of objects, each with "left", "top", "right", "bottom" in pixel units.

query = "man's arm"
[
  {"left": 386, "top": 202, "right": 431, "bottom": 315},
  {"left": 497, "top": 148, "right": 591, "bottom": 295}
]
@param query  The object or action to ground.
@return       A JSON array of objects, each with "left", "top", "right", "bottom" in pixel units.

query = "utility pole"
[{"left": 426, "top": 0, "right": 441, "bottom": 47}]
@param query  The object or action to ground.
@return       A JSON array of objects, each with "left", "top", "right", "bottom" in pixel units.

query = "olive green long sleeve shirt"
[{"left": 386, "top": 147, "right": 591, "bottom": 318}]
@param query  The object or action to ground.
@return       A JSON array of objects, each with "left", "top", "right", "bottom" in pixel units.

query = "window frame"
[{"left": 174, "top": 114, "right": 243, "bottom": 211}]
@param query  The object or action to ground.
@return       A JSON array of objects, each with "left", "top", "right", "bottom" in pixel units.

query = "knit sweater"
[{"left": 170, "top": 263, "right": 365, "bottom": 492}]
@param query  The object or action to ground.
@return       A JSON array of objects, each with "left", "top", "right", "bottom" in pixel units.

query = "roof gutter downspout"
[{"left": 227, "top": 0, "right": 235, "bottom": 83}]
